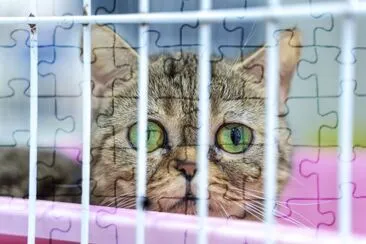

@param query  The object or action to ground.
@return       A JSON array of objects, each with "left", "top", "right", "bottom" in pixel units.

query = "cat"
[
  {"left": 0, "top": 147, "right": 81, "bottom": 203},
  {"left": 87, "top": 25, "right": 301, "bottom": 220},
  {"left": 0, "top": 25, "right": 301, "bottom": 221}
]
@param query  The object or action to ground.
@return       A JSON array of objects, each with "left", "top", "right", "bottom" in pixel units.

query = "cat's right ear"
[
  {"left": 233, "top": 28, "right": 301, "bottom": 104},
  {"left": 81, "top": 25, "right": 138, "bottom": 96}
]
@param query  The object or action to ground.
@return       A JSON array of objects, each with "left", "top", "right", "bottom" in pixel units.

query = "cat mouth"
[
  {"left": 182, "top": 193, "right": 197, "bottom": 202},
  {"left": 165, "top": 193, "right": 198, "bottom": 211}
]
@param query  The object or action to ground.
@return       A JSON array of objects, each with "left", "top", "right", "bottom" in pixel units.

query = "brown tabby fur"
[{"left": 88, "top": 25, "right": 301, "bottom": 220}]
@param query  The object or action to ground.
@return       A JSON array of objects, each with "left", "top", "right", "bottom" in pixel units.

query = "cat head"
[{"left": 85, "top": 25, "right": 301, "bottom": 219}]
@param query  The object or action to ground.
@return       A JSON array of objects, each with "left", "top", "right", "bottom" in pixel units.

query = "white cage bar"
[
  {"left": 0, "top": 1, "right": 357, "bottom": 243},
  {"left": 27, "top": 0, "right": 38, "bottom": 243},
  {"left": 81, "top": 0, "right": 92, "bottom": 244},
  {"left": 264, "top": 0, "right": 280, "bottom": 243},
  {"left": 136, "top": 0, "right": 149, "bottom": 243},
  {"left": 197, "top": 0, "right": 211, "bottom": 243},
  {"left": 338, "top": 0, "right": 357, "bottom": 242}
]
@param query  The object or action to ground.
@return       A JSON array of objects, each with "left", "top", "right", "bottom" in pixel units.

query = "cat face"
[{"left": 87, "top": 25, "right": 301, "bottom": 220}]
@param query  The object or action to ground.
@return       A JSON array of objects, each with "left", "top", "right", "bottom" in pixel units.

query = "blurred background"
[{"left": 0, "top": 0, "right": 365, "bottom": 153}]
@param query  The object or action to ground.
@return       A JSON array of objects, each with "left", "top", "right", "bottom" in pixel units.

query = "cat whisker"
[
  {"left": 101, "top": 192, "right": 138, "bottom": 207},
  {"left": 243, "top": 202, "right": 264, "bottom": 220},
  {"left": 250, "top": 200, "right": 315, "bottom": 229},
  {"left": 237, "top": 203, "right": 263, "bottom": 222},
  {"left": 245, "top": 201, "right": 309, "bottom": 230},
  {"left": 254, "top": 199, "right": 322, "bottom": 228},
  {"left": 115, "top": 198, "right": 137, "bottom": 208},
  {"left": 100, "top": 195, "right": 132, "bottom": 205},
  {"left": 243, "top": 23, "right": 257, "bottom": 48},
  {"left": 215, "top": 204, "right": 226, "bottom": 218},
  {"left": 217, "top": 202, "right": 229, "bottom": 218}
]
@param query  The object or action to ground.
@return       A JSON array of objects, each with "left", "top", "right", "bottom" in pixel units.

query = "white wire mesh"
[{"left": 9, "top": 1, "right": 360, "bottom": 243}]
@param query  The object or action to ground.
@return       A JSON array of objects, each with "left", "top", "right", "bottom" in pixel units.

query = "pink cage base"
[{"left": 0, "top": 147, "right": 365, "bottom": 243}]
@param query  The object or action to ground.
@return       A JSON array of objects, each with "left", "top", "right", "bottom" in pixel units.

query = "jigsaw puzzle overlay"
[{"left": 0, "top": 0, "right": 365, "bottom": 243}]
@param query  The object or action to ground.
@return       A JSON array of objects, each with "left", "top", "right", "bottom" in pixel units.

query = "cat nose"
[{"left": 175, "top": 160, "right": 197, "bottom": 181}]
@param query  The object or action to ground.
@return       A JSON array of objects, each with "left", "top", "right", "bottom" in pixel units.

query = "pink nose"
[{"left": 175, "top": 161, "right": 197, "bottom": 181}]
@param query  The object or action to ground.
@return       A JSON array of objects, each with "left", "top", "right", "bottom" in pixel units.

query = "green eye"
[
  {"left": 128, "top": 121, "right": 166, "bottom": 153},
  {"left": 216, "top": 123, "right": 253, "bottom": 154}
]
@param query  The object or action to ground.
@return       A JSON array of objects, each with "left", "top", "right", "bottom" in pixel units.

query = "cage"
[{"left": 0, "top": 0, "right": 366, "bottom": 243}]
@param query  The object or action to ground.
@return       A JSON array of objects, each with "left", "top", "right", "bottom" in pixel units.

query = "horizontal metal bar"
[{"left": 0, "top": 2, "right": 364, "bottom": 25}]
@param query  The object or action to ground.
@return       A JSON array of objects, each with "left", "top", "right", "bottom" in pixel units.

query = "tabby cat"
[
  {"left": 0, "top": 25, "right": 301, "bottom": 221},
  {"left": 87, "top": 25, "right": 301, "bottom": 220}
]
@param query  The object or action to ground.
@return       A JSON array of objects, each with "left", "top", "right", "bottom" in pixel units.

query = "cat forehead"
[{"left": 147, "top": 53, "right": 260, "bottom": 100}]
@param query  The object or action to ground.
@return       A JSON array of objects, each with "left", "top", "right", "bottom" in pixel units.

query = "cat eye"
[
  {"left": 215, "top": 123, "right": 253, "bottom": 154},
  {"left": 128, "top": 121, "right": 166, "bottom": 153}
]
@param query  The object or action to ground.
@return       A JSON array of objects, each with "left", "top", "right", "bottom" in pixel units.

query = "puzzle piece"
[
  {"left": 36, "top": 0, "right": 82, "bottom": 47},
  {"left": 0, "top": 79, "right": 75, "bottom": 147},
  {"left": 295, "top": 46, "right": 342, "bottom": 98},
  {"left": 354, "top": 48, "right": 366, "bottom": 95},
  {"left": 0, "top": 30, "right": 30, "bottom": 94},
  {"left": 275, "top": 148, "right": 337, "bottom": 232},
  {"left": 276, "top": 197, "right": 336, "bottom": 233},
  {"left": 316, "top": 80, "right": 366, "bottom": 148},
  {"left": 298, "top": 148, "right": 339, "bottom": 199},
  {"left": 37, "top": 21, "right": 82, "bottom": 49},
  {"left": 285, "top": 97, "right": 337, "bottom": 147},
  {"left": 147, "top": 0, "right": 200, "bottom": 54},
  {"left": 350, "top": 180, "right": 366, "bottom": 235},
  {"left": 38, "top": 47, "right": 83, "bottom": 97},
  {"left": 94, "top": 208, "right": 121, "bottom": 244},
  {"left": 93, "top": 0, "right": 138, "bottom": 14},
  {"left": 352, "top": 48, "right": 366, "bottom": 149},
  {"left": 37, "top": 202, "right": 75, "bottom": 243},
  {"left": 0, "top": 80, "right": 31, "bottom": 146},
  {"left": 281, "top": 146, "right": 366, "bottom": 234}
]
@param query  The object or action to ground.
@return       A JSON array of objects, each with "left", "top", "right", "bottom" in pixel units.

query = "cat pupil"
[{"left": 230, "top": 127, "right": 242, "bottom": 146}]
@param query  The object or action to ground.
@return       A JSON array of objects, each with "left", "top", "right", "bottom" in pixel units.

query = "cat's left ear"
[
  {"left": 81, "top": 25, "right": 138, "bottom": 96},
  {"left": 234, "top": 28, "right": 301, "bottom": 103}
]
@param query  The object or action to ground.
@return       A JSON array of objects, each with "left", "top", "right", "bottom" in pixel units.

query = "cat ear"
[
  {"left": 235, "top": 28, "right": 301, "bottom": 103},
  {"left": 82, "top": 25, "right": 138, "bottom": 96}
]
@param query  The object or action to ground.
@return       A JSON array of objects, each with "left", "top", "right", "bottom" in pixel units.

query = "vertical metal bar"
[
  {"left": 338, "top": 0, "right": 356, "bottom": 242},
  {"left": 81, "top": 1, "right": 91, "bottom": 244},
  {"left": 197, "top": 0, "right": 211, "bottom": 244},
  {"left": 136, "top": 0, "right": 149, "bottom": 244},
  {"left": 27, "top": 0, "right": 38, "bottom": 243},
  {"left": 264, "top": 0, "right": 280, "bottom": 243}
]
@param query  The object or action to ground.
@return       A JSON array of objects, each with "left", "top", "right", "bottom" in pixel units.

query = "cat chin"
[{"left": 146, "top": 196, "right": 253, "bottom": 219}]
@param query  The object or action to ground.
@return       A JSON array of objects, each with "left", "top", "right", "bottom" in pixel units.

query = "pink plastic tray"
[{"left": 0, "top": 147, "right": 365, "bottom": 243}]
